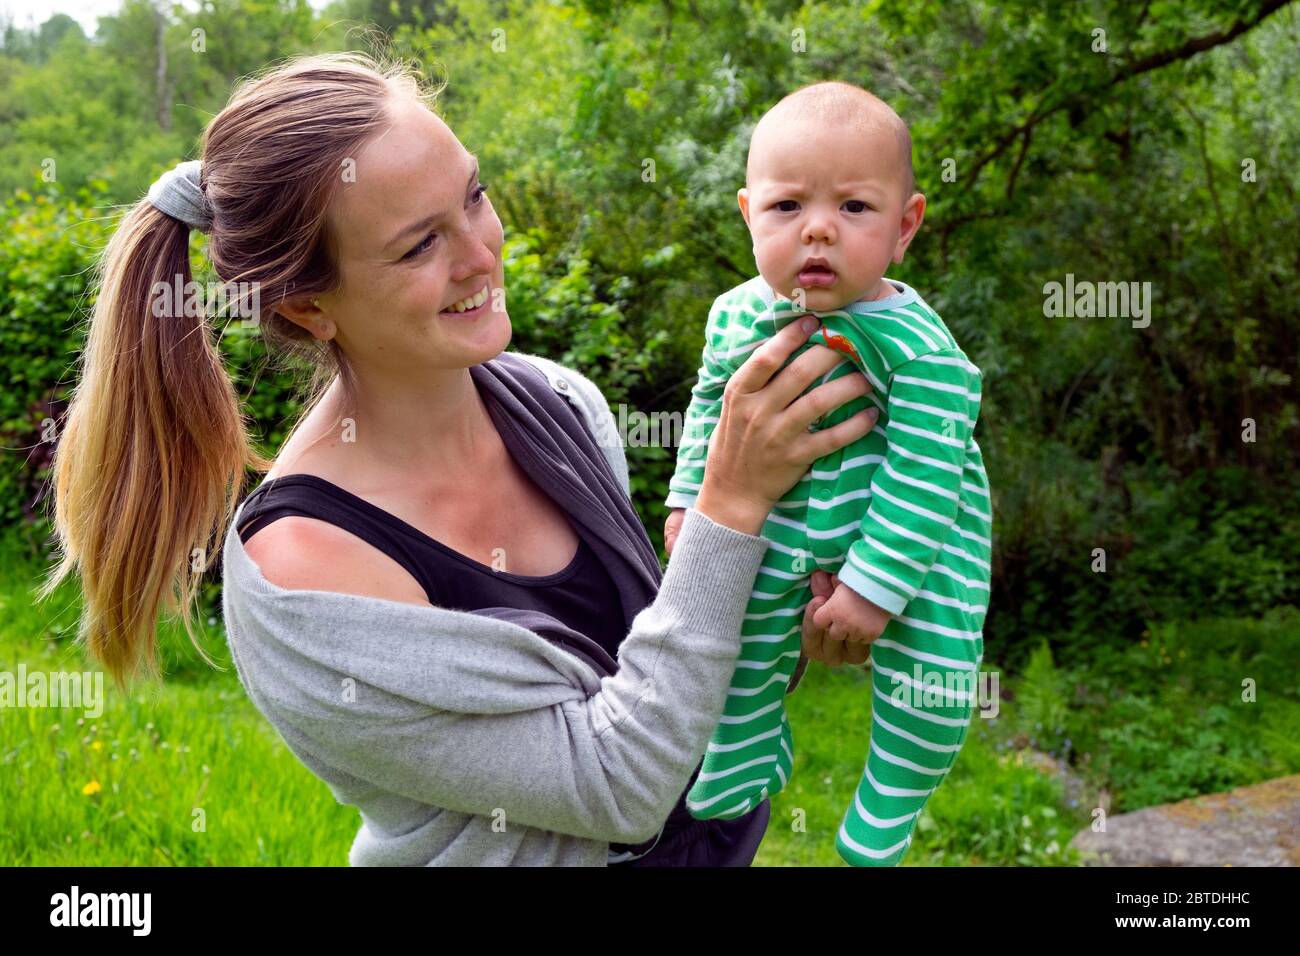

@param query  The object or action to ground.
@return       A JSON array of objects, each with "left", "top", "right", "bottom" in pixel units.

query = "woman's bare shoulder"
[{"left": 242, "top": 514, "right": 431, "bottom": 607}]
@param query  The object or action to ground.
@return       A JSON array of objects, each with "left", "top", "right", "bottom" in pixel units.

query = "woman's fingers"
[
  {"left": 702, "top": 319, "right": 878, "bottom": 522},
  {"left": 795, "top": 408, "right": 878, "bottom": 460},
  {"left": 810, "top": 570, "right": 833, "bottom": 600},
  {"left": 821, "top": 632, "right": 846, "bottom": 666},
  {"left": 842, "top": 639, "right": 871, "bottom": 666},
  {"left": 801, "top": 595, "right": 837, "bottom": 668},
  {"left": 763, "top": 340, "right": 871, "bottom": 412},
  {"left": 818, "top": 409, "right": 878, "bottom": 456},
  {"left": 728, "top": 317, "right": 818, "bottom": 395},
  {"left": 785, "top": 368, "right": 873, "bottom": 435}
]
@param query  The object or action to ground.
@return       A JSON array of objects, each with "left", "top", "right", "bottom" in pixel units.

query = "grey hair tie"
[{"left": 146, "top": 160, "right": 213, "bottom": 232}]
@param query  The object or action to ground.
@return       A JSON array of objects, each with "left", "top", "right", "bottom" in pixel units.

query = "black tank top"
[{"left": 236, "top": 474, "right": 629, "bottom": 660}]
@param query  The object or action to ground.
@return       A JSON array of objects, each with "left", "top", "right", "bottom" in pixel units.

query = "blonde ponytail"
[{"left": 38, "top": 201, "right": 269, "bottom": 688}]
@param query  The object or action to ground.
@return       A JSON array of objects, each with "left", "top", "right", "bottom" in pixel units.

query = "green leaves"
[
  {"left": 0, "top": 183, "right": 112, "bottom": 536},
  {"left": 1, "top": 0, "right": 1297, "bottom": 620}
]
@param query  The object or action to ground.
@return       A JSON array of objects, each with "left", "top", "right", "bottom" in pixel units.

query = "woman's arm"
[{"left": 228, "top": 504, "right": 768, "bottom": 845}]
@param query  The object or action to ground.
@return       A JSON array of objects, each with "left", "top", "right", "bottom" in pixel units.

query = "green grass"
[
  {"left": 0, "top": 537, "right": 358, "bottom": 865},
  {"left": 2, "top": 532, "right": 1296, "bottom": 865}
]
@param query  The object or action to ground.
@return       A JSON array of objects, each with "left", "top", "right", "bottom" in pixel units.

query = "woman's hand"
[
  {"left": 694, "top": 318, "right": 877, "bottom": 535},
  {"left": 801, "top": 571, "right": 871, "bottom": 668}
]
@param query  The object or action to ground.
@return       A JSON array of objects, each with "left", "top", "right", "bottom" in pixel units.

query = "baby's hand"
[
  {"left": 664, "top": 508, "right": 686, "bottom": 556},
  {"left": 812, "top": 579, "right": 892, "bottom": 645}
]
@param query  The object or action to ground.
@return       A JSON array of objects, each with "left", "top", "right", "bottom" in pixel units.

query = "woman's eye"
[
  {"left": 403, "top": 184, "right": 489, "bottom": 260},
  {"left": 844, "top": 200, "right": 869, "bottom": 213},
  {"left": 775, "top": 200, "right": 799, "bottom": 212},
  {"left": 404, "top": 233, "right": 437, "bottom": 260}
]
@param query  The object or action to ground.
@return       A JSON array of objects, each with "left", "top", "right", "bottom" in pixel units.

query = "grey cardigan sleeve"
[{"left": 457, "top": 508, "right": 769, "bottom": 843}]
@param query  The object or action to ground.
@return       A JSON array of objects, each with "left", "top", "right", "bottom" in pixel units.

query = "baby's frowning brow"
[
  {"left": 747, "top": 82, "right": 916, "bottom": 196},
  {"left": 747, "top": 134, "right": 915, "bottom": 202},
  {"left": 752, "top": 177, "right": 897, "bottom": 204}
]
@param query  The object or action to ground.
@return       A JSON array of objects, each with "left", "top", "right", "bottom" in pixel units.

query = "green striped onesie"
[{"left": 665, "top": 276, "right": 991, "bottom": 867}]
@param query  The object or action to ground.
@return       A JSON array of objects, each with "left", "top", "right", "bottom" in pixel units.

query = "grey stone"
[{"left": 1068, "top": 774, "right": 1300, "bottom": 867}]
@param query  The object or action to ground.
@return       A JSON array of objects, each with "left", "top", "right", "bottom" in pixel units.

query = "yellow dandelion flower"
[
  {"left": 91, "top": 741, "right": 103, "bottom": 752},
  {"left": 82, "top": 780, "right": 101, "bottom": 796}
]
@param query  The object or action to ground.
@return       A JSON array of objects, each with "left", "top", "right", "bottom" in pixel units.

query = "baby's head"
[{"left": 739, "top": 82, "right": 925, "bottom": 312}]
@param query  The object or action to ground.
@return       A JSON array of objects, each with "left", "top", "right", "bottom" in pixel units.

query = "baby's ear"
[
  {"left": 737, "top": 187, "right": 751, "bottom": 225},
  {"left": 892, "top": 192, "right": 927, "bottom": 264}
]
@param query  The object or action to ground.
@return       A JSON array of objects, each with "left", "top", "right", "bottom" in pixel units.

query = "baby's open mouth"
[{"left": 797, "top": 262, "right": 836, "bottom": 288}]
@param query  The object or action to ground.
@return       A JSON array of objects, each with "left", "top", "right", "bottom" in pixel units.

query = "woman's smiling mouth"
[{"left": 441, "top": 283, "right": 490, "bottom": 316}]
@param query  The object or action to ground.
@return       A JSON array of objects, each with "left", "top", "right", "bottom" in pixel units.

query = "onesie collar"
[
  {"left": 756, "top": 275, "right": 919, "bottom": 315},
  {"left": 841, "top": 278, "right": 919, "bottom": 313}
]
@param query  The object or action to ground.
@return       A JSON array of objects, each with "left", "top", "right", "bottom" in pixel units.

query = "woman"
[{"left": 42, "top": 52, "right": 877, "bottom": 865}]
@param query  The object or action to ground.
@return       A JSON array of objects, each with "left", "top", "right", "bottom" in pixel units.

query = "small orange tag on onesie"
[
  {"left": 804, "top": 328, "right": 864, "bottom": 432},
  {"left": 820, "top": 332, "right": 862, "bottom": 365}
]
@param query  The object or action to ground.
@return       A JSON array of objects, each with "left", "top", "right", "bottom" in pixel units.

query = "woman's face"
[{"left": 321, "top": 96, "right": 510, "bottom": 374}]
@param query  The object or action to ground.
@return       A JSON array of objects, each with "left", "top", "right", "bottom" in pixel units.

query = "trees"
[
  {"left": 386, "top": 0, "right": 1300, "bottom": 640},
  {"left": 1, "top": 0, "right": 1296, "bottom": 644}
]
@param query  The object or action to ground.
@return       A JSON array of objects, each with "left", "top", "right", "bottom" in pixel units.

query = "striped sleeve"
[
  {"left": 837, "top": 350, "right": 982, "bottom": 614},
  {"left": 665, "top": 298, "right": 762, "bottom": 509}
]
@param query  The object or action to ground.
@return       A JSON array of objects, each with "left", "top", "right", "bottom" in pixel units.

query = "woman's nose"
[{"left": 449, "top": 229, "right": 497, "bottom": 281}]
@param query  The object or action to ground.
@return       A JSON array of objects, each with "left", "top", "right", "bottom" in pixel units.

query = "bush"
[
  {"left": 986, "top": 463, "right": 1300, "bottom": 663},
  {"left": 0, "top": 182, "right": 111, "bottom": 548},
  {"left": 502, "top": 232, "right": 682, "bottom": 552}
]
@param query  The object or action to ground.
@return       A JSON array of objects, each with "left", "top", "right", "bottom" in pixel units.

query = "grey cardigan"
[{"left": 221, "top": 352, "right": 771, "bottom": 866}]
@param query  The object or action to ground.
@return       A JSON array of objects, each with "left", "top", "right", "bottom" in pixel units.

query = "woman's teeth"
[{"left": 446, "top": 287, "right": 489, "bottom": 312}]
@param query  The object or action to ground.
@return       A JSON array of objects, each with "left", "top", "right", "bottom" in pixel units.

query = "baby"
[{"left": 663, "top": 82, "right": 992, "bottom": 866}]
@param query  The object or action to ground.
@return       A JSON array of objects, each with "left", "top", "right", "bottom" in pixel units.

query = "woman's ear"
[
  {"left": 892, "top": 192, "right": 927, "bottom": 264},
  {"left": 276, "top": 295, "right": 334, "bottom": 340}
]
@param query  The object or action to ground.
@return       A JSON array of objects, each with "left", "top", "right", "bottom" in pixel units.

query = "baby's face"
[{"left": 740, "top": 119, "right": 923, "bottom": 311}]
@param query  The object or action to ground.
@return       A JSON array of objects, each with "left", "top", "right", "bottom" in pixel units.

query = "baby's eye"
[
  {"left": 843, "top": 200, "right": 870, "bottom": 213},
  {"left": 774, "top": 200, "right": 800, "bottom": 212}
]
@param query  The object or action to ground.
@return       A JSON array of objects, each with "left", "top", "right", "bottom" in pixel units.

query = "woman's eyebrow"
[{"left": 384, "top": 159, "right": 480, "bottom": 252}]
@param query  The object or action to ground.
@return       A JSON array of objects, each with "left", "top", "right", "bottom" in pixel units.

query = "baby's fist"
[{"left": 812, "top": 583, "right": 891, "bottom": 645}]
